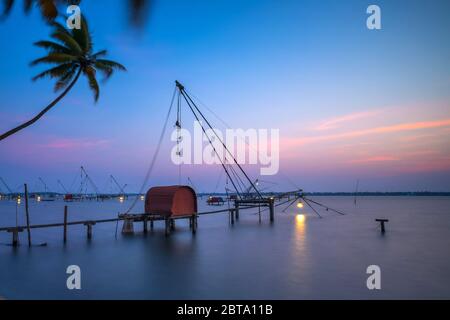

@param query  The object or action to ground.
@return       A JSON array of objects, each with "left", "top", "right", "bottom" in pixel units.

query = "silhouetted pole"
[
  {"left": 269, "top": 198, "right": 275, "bottom": 222},
  {"left": 376, "top": 219, "right": 389, "bottom": 234},
  {"left": 143, "top": 216, "right": 148, "bottom": 234},
  {"left": 24, "top": 184, "right": 32, "bottom": 247},
  {"left": 63, "top": 205, "right": 68, "bottom": 243}
]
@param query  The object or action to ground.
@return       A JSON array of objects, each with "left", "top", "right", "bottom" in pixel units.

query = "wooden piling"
[
  {"left": 165, "top": 218, "right": 170, "bottom": 237},
  {"left": 84, "top": 221, "right": 96, "bottom": 240},
  {"left": 143, "top": 217, "right": 148, "bottom": 234},
  {"left": 121, "top": 216, "right": 134, "bottom": 235},
  {"left": 24, "top": 184, "right": 32, "bottom": 247},
  {"left": 87, "top": 224, "right": 92, "bottom": 239},
  {"left": 7, "top": 227, "right": 24, "bottom": 247},
  {"left": 63, "top": 206, "right": 68, "bottom": 243},
  {"left": 230, "top": 208, "right": 235, "bottom": 225},
  {"left": 376, "top": 219, "right": 389, "bottom": 234},
  {"left": 170, "top": 219, "right": 175, "bottom": 231},
  {"left": 1, "top": 205, "right": 274, "bottom": 244},
  {"left": 192, "top": 214, "right": 197, "bottom": 235},
  {"left": 269, "top": 198, "right": 275, "bottom": 222},
  {"left": 234, "top": 201, "right": 239, "bottom": 220},
  {"left": 12, "top": 229, "right": 19, "bottom": 247}
]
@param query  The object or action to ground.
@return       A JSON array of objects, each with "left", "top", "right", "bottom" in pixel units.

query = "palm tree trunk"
[{"left": 0, "top": 68, "right": 82, "bottom": 142}]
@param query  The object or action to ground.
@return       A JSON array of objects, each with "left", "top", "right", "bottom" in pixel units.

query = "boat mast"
[{"left": 175, "top": 80, "right": 262, "bottom": 200}]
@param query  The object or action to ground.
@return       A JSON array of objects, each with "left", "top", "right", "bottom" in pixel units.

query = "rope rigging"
[
  {"left": 177, "top": 84, "right": 243, "bottom": 199},
  {"left": 176, "top": 81, "right": 262, "bottom": 200},
  {"left": 121, "top": 80, "right": 349, "bottom": 221},
  {"left": 122, "top": 86, "right": 178, "bottom": 214}
]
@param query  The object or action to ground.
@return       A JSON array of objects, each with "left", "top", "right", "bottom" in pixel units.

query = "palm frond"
[
  {"left": 84, "top": 66, "right": 99, "bottom": 102},
  {"left": 92, "top": 50, "right": 107, "bottom": 59},
  {"left": 51, "top": 31, "right": 82, "bottom": 55},
  {"left": 72, "top": 15, "right": 91, "bottom": 53},
  {"left": 1, "top": 0, "right": 14, "bottom": 18},
  {"left": 30, "top": 52, "right": 77, "bottom": 66},
  {"left": 24, "top": 0, "right": 33, "bottom": 12},
  {"left": 95, "top": 59, "right": 126, "bottom": 71},
  {"left": 32, "top": 62, "right": 73, "bottom": 81},
  {"left": 34, "top": 40, "right": 70, "bottom": 53},
  {"left": 38, "top": 0, "right": 57, "bottom": 21},
  {"left": 128, "top": 0, "right": 151, "bottom": 27},
  {"left": 94, "top": 59, "right": 126, "bottom": 82},
  {"left": 30, "top": 13, "right": 125, "bottom": 103},
  {"left": 2, "top": 0, "right": 152, "bottom": 26},
  {"left": 94, "top": 62, "right": 112, "bottom": 81},
  {"left": 50, "top": 20, "right": 71, "bottom": 35},
  {"left": 54, "top": 65, "right": 77, "bottom": 91}
]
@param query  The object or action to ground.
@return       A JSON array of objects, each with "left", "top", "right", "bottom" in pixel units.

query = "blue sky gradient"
[{"left": 0, "top": 0, "right": 449, "bottom": 193}]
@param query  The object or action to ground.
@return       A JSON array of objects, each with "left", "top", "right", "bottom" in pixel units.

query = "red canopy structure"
[{"left": 145, "top": 185, "right": 197, "bottom": 217}]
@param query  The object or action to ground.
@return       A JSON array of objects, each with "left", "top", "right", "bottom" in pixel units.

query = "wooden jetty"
[
  {"left": 0, "top": 81, "right": 303, "bottom": 248},
  {"left": 0, "top": 202, "right": 266, "bottom": 247}
]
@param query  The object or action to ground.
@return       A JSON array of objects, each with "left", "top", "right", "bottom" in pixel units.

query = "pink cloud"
[
  {"left": 313, "top": 110, "right": 382, "bottom": 131},
  {"left": 286, "top": 119, "right": 450, "bottom": 147},
  {"left": 349, "top": 156, "right": 400, "bottom": 164},
  {"left": 38, "top": 138, "right": 110, "bottom": 150}
]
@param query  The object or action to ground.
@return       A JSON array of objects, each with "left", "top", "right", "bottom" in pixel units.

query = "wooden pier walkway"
[{"left": 0, "top": 203, "right": 266, "bottom": 247}]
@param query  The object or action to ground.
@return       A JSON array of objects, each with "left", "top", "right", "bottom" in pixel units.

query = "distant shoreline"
[
  {"left": 201, "top": 192, "right": 450, "bottom": 197},
  {"left": 289, "top": 192, "right": 450, "bottom": 197},
  {"left": 2, "top": 192, "right": 450, "bottom": 198}
]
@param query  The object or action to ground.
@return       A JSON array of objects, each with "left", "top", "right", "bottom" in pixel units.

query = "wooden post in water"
[
  {"left": 63, "top": 206, "right": 68, "bottom": 243},
  {"left": 376, "top": 219, "right": 389, "bottom": 234},
  {"left": 164, "top": 218, "right": 170, "bottom": 237},
  {"left": 269, "top": 198, "right": 275, "bottom": 222},
  {"left": 230, "top": 208, "right": 235, "bottom": 225},
  {"left": 12, "top": 230, "right": 19, "bottom": 247},
  {"left": 7, "top": 228, "right": 23, "bottom": 247},
  {"left": 84, "top": 221, "right": 96, "bottom": 240},
  {"left": 234, "top": 201, "right": 239, "bottom": 220},
  {"left": 87, "top": 224, "right": 92, "bottom": 239},
  {"left": 122, "top": 216, "right": 134, "bottom": 235},
  {"left": 24, "top": 184, "right": 32, "bottom": 247},
  {"left": 143, "top": 216, "right": 148, "bottom": 234},
  {"left": 192, "top": 214, "right": 197, "bottom": 235}
]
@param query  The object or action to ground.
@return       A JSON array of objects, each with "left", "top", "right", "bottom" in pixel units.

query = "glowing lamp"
[{"left": 297, "top": 202, "right": 304, "bottom": 209}]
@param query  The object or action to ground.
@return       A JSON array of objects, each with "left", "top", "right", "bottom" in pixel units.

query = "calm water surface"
[{"left": 0, "top": 196, "right": 449, "bottom": 299}]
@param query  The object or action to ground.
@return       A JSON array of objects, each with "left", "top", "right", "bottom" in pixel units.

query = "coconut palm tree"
[
  {"left": 1, "top": 0, "right": 69, "bottom": 21},
  {"left": 1, "top": 0, "right": 151, "bottom": 26},
  {"left": 0, "top": 16, "right": 126, "bottom": 141}
]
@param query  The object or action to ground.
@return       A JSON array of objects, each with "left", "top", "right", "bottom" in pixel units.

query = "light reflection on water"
[
  {"left": 1, "top": 196, "right": 450, "bottom": 299},
  {"left": 294, "top": 213, "right": 306, "bottom": 249}
]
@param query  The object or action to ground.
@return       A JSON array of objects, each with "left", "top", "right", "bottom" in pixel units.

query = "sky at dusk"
[{"left": 0, "top": 0, "right": 449, "bottom": 193}]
